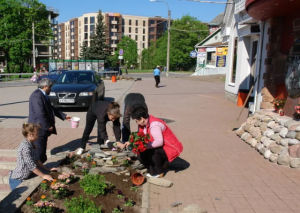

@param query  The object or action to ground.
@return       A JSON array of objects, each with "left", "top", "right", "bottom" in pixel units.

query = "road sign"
[
  {"left": 118, "top": 56, "right": 123, "bottom": 60},
  {"left": 119, "top": 49, "right": 124, "bottom": 56},
  {"left": 190, "top": 50, "right": 197, "bottom": 58}
]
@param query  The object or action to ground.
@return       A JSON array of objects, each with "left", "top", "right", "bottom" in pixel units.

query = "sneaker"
[
  {"left": 76, "top": 148, "right": 85, "bottom": 155},
  {"left": 146, "top": 173, "right": 164, "bottom": 178}
]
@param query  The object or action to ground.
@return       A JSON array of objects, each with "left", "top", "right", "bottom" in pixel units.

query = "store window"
[
  {"left": 231, "top": 38, "right": 238, "bottom": 83},
  {"left": 206, "top": 51, "right": 216, "bottom": 66}
]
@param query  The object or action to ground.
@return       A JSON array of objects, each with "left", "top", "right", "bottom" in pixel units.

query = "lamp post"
[
  {"left": 32, "top": 5, "right": 43, "bottom": 69},
  {"left": 150, "top": 0, "right": 171, "bottom": 77}
]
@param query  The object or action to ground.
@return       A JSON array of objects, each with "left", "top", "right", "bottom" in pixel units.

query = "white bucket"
[{"left": 71, "top": 117, "right": 80, "bottom": 128}]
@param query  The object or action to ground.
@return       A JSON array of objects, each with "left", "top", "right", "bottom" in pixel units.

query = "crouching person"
[{"left": 9, "top": 123, "right": 57, "bottom": 190}]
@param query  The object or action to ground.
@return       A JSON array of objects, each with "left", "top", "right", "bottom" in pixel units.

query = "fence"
[{"left": 0, "top": 73, "right": 47, "bottom": 88}]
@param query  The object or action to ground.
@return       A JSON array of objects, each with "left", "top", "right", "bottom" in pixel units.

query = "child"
[
  {"left": 30, "top": 72, "right": 37, "bottom": 83},
  {"left": 9, "top": 123, "right": 57, "bottom": 190}
]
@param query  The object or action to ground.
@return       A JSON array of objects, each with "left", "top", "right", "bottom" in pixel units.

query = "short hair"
[
  {"left": 38, "top": 78, "right": 53, "bottom": 89},
  {"left": 107, "top": 101, "right": 122, "bottom": 118},
  {"left": 131, "top": 104, "right": 149, "bottom": 120},
  {"left": 22, "top": 123, "right": 41, "bottom": 137}
]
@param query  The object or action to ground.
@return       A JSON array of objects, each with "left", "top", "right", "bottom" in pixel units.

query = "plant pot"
[{"left": 131, "top": 172, "right": 145, "bottom": 186}]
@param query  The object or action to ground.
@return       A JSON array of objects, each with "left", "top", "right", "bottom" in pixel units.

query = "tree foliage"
[
  {"left": 0, "top": 0, "right": 53, "bottom": 72},
  {"left": 141, "top": 15, "right": 208, "bottom": 70}
]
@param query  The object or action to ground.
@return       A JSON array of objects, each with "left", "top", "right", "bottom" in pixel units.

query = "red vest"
[{"left": 138, "top": 115, "right": 183, "bottom": 162}]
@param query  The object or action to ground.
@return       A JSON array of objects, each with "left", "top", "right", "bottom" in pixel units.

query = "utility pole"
[
  {"left": 167, "top": 9, "right": 171, "bottom": 77},
  {"left": 32, "top": 20, "right": 36, "bottom": 68}
]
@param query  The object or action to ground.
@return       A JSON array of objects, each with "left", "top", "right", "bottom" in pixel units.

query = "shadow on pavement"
[
  {"left": 104, "top": 97, "right": 115, "bottom": 102},
  {"left": 167, "top": 157, "right": 190, "bottom": 173},
  {"left": 0, "top": 186, "right": 28, "bottom": 213},
  {"left": 0, "top": 101, "right": 29, "bottom": 107},
  {"left": 0, "top": 115, "right": 28, "bottom": 122}
]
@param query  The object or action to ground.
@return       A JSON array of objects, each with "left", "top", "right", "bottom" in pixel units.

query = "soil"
[{"left": 18, "top": 157, "right": 143, "bottom": 213}]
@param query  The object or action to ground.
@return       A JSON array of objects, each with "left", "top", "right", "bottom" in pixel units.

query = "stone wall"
[
  {"left": 236, "top": 109, "right": 300, "bottom": 168},
  {"left": 261, "top": 17, "right": 285, "bottom": 109},
  {"left": 225, "top": 90, "right": 237, "bottom": 104}
]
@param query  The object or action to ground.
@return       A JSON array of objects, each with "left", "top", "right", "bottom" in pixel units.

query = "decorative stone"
[
  {"left": 247, "top": 116, "right": 257, "bottom": 124},
  {"left": 277, "top": 155, "right": 291, "bottom": 166},
  {"left": 296, "top": 125, "right": 300, "bottom": 132},
  {"left": 250, "top": 127, "right": 261, "bottom": 138},
  {"left": 106, "top": 160, "right": 114, "bottom": 165},
  {"left": 94, "top": 159, "right": 106, "bottom": 166},
  {"left": 263, "top": 139, "right": 273, "bottom": 148},
  {"left": 288, "top": 139, "right": 300, "bottom": 146},
  {"left": 260, "top": 136, "right": 268, "bottom": 143},
  {"left": 264, "top": 129, "right": 275, "bottom": 137},
  {"left": 295, "top": 133, "right": 300, "bottom": 141},
  {"left": 132, "top": 164, "right": 145, "bottom": 170},
  {"left": 94, "top": 153, "right": 108, "bottom": 158},
  {"left": 290, "top": 158, "right": 300, "bottom": 168},
  {"left": 284, "top": 120, "right": 300, "bottom": 128},
  {"left": 279, "top": 118, "right": 292, "bottom": 126},
  {"left": 279, "top": 128, "right": 289, "bottom": 138},
  {"left": 286, "top": 131, "right": 297, "bottom": 139},
  {"left": 279, "top": 147, "right": 289, "bottom": 156},
  {"left": 89, "top": 148, "right": 104, "bottom": 156},
  {"left": 256, "top": 143, "right": 263, "bottom": 151},
  {"left": 74, "top": 160, "right": 83, "bottom": 167},
  {"left": 273, "top": 125, "right": 283, "bottom": 133},
  {"left": 244, "top": 124, "right": 252, "bottom": 133},
  {"left": 116, "top": 153, "right": 128, "bottom": 157},
  {"left": 59, "top": 166, "right": 73, "bottom": 173},
  {"left": 267, "top": 121, "right": 276, "bottom": 128},
  {"left": 289, "top": 124, "right": 300, "bottom": 131},
  {"left": 125, "top": 172, "right": 130, "bottom": 176},
  {"left": 100, "top": 144, "right": 109, "bottom": 149},
  {"left": 270, "top": 145, "right": 282, "bottom": 154},
  {"left": 264, "top": 150, "right": 272, "bottom": 159},
  {"left": 89, "top": 167, "right": 118, "bottom": 174},
  {"left": 274, "top": 116, "right": 290, "bottom": 124},
  {"left": 270, "top": 133, "right": 281, "bottom": 141},
  {"left": 288, "top": 144, "right": 300, "bottom": 158},
  {"left": 259, "top": 147, "right": 266, "bottom": 155},
  {"left": 103, "top": 157, "right": 112, "bottom": 161},
  {"left": 241, "top": 133, "right": 251, "bottom": 141},
  {"left": 241, "top": 122, "right": 247, "bottom": 129},
  {"left": 250, "top": 138, "right": 258, "bottom": 148},
  {"left": 246, "top": 136, "right": 253, "bottom": 144},
  {"left": 133, "top": 160, "right": 141, "bottom": 166},
  {"left": 256, "top": 135, "right": 263, "bottom": 142},
  {"left": 148, "top": 177, "right": 173, "bottom": 188},
  {"left": 260, "top": 123, "right": 269, "bottom": 134},
  {"left": 269, "top": 154, "right": 278, "bottom": 163},
  {"left": 262, "top": 116, "right": 272, "bottom": 122},
  {"left": 280, "top": 139, "right": 289, "bottom": 147},
  {"left": 254, "top": 120, "right": 261, "bottom": 127}
]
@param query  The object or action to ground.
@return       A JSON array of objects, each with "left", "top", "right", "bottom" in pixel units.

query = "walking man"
[
  {"left": 28, "top": 78, "right": 71, "bottom": 163},
  {"left": 153, "top": 65, "right": 161, "bottom": 88}
]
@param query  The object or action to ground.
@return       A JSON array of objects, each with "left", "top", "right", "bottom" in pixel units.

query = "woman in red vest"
[{"left": 125, "top": 105, "right": 183, "bottom": 178}]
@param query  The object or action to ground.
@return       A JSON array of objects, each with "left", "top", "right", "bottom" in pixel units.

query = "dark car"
[
  {"left": 99, "top": 67, "right": 122, "bottom": 77},
  {"left": 49, "top": 70, "right": 105, "bottom": 108},
  {"left": 37, "top": 70, "right": 68, "bottom": 83}
]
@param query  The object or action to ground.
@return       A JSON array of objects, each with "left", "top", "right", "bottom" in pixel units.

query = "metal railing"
[{"left": 0, "top": 73, "right": 47, "bottom": 88}]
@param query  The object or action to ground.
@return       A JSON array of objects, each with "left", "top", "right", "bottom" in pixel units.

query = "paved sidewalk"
[{"left": 129, "top": 77, "right": 300, "bottom": 213}]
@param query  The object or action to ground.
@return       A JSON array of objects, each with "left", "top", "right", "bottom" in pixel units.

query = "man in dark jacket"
[{"left": 28, "top": 78, "right": 71, "bottom": 163}]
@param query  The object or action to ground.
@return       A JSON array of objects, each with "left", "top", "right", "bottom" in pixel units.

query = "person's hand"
[
  {"left": 50, "top": 167, "right": 58, "bottom": 172},
  {"left": 48, "top": 127, "right": 53, "bottom": 131},
  {"left": 43, "top": 174, "right": 53, "bottom": 182},
  {"left": 116, "top": 142, "right": 125, "bottom": 149},
  {"left": 65, "top": 115, "right": 72, "bottom": 121},
  {"left": 124, "top": 142, "right": 130, "bottom": 148}
]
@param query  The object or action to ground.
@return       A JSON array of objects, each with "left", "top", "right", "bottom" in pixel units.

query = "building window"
[
  {"left": 90, "top": 17, "right": 95, "bottom": 24},
  {"left": 206, "top": 51, "right": 216, "bottom": 66},
  {"left": 143, "top": 43, "right": 145, "bottom": 48},
  {"left": 135, "top": 35, "right": 138, "bottom": 41},
  {"left": 129, "top": 19, "right": 131, "bottom": 25},
  {"left": 149, "top": 35, "right": 154, "bottom": 40},
  {"left": 122, "top": 26, "right": 124, "bottom": 33},
  {"left": 136, "top": 20, "right": 138, "bottom": 26},
  {"left": 79, "top": 21, "right": 81, "bottom": 26},
  {"left": 90, "top": 32, "right": 93, "bottom": 36},
  {"left": 135, "top": 28, "right": 138, "bottom": 33},
  {"left": 84, "top": 17, "right": 88, "bottom": 25},
  {"left": 149, "top": 28, "right": 155, "bottom": 33},
  {"left": 143, "top": 36, "right": 145, "bottom": 41},
  {"left": 129, "top": 27, "right": 131, "bottom": 33},
  {"left": 84, "top": 33, "right": 88, "bottom": 40},
  {"left": 84, "top": 25, "right": 88, "bottom": 33},
  {"left": 149, "top": 20, "right": 155, "bottom": 25},
  {"left": 143, "top": 28, "right": 145, "bottom": 34},
  {"left": 129, "top": 35, "right": 131, "bottom": 38},
  {"left": 231, "top": 38, "right": 238, "bottom": 83},
  {"left": 90, "top": 25, "right": 95, "bottom": 32},
  {"left": 79, "top": 28, "right": 81, "bottom": 34},
  {"left": 143, "top": 21, "right": 145, "bottom": 27}
]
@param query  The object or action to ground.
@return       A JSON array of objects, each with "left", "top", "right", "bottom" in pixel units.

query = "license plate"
[{"left": 59, "top": 99, "right": 75, "bottom": 103}]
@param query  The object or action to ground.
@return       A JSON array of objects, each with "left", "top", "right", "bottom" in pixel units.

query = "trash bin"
[
  {"left": 237, "top": 89, "right": 249, "bottom": 107},
  {"left": 112, "top": 75, "right": 117, "bottom": 83}
]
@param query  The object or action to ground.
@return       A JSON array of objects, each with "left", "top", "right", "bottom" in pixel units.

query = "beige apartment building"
[{"left": 58, "top": 12, "right": 168, "bottom": 60}]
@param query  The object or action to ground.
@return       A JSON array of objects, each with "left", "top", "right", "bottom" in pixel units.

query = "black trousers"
[
  {"left": 35, "top": 130, "right": 49, "bottom": 163},
  {"left": 81, "top": 107, "right": 105, "bottom": 149},
  {"left": 137, "top": 147, "right": 168, "bottom": 176},
  {"left": 154, "top": 75, "right": 160, "bottom": 87}
]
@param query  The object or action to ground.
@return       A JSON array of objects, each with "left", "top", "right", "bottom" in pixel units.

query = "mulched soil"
[{"left": 18, "top": 156, "right": 143, "bottom": 213}]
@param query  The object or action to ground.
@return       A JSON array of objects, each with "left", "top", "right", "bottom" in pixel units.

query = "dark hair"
[
  {"left": 131, "top": 105, "right": 149, "bottom": 120},
  {"left": 22, "top": 123, "right": 41, "bottom": 137},
  {"left": 107, "top": 101, "right": 121, "bottom": 118}
]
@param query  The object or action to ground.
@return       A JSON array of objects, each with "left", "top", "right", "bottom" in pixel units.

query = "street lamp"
[
  {"left": 150, "top": 0, "right": 171, "bottom": 77},
  {"left": 32, "top": 5, "right": 43, "bottom": 69}
]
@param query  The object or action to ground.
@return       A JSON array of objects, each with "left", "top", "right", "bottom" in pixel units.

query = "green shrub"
[
  {"left": 64, "top": 195, "right": 102, "bottom": 213},
  {"left": 79, "top": 174, "right": 107, "bottom": 197}
]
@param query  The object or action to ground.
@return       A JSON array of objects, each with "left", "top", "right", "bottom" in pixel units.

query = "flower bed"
[{"left": 18, "top": 152, "right": 143, "bottom": 213}]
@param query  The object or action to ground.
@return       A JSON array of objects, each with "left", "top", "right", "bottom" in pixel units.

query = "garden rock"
[
  {"left": 250, "top": 127, "right": 261, "bottom": 138},
  {"left": 290, "top": 158, "right": 300, "bottom": 168},
  {"left": 241, "top": 133, "right": 251, "bottom": 141},
  {"left": 288, "top": 139, "right": 300, "bottom": 146},
  {"left": 246, "top": 137, "right": 253, "bottom": 144},
  {"left": 275, "top": 116, "right": 290, "bottom": 124},
  {"left": 254, "top": 120, "right": 261, "bottom": 127},
  {"left": 284, "top": 120, "right": 300, "bottom": 128},
  {"left": 279, "top": 128, "right": 289, "bottom": 138},
  {"left": 116, "top": 153, "right": 128, "bottom": 157},
  {"left": 244, "top": 124, "right": 253, "bottom": 133},
  {"left": 241, "top": 122, "right": 247, "bottom": 129},
  {"left": 260, "top": 124, "right": 269, "bottom": 134},
  {"left": 270, "top": 133, "right": 281, "bottom": 142},
  {"left": 264, "top": 150, "right": 272, "bottom": 159},
  {"left": 103, "top": 157, "right": 112, "bottom": 161},
  {"left": 286, "top": 131, "right": 297, "bottom": 139},
  {"left": 273, "top": 126, "right": 283, "bottom": 133},
  {"left": 270, "top": 145, "right": 282, "bottom": 154},
  {"left": 288, "top": 144, "right": 300, "bottom": 158},
  {"left": 117, "top": 166, "right": 125, "bottom": 171},
  {"left": 296, "top": 133, "right": 300, "bottom": 141},
  {"left": 133, "top": 160, "right": 141, "bottom": 166},
  {"left": 179, "top": 204, "right": 207, "bottom": 213},
  {"left": 94, "top": 153, "right": 108, "bottom": 158},
  {"left": 59, "top": 166, "right": 73, "bottom": 174},
  {"left": 296, "top": 125, "right": 300, "bottom": 132},
  {"left": 269, "top": 154, "right": 278, "bottom": 163},
  {"left": 250, "top": 138, "right": 258, "bottom": 148},
  {"left": 125, "top": 172, "right": 130, "bottom": 176},
  {"left": 260, "top": 136, "right": 268, "bottom": 143},
  {"left": 263, "top": 139, "right": 273, "bottom": 148},
  {"left": 256, "top": 143, "right": 263, "bottom": 151},
  {"left": 256, "top": 135, "right": 263, "bottom": 142},
  {"left": 100, "top": 144, "right": 109, "bottom": 149},
  {"left": 237, "top": 129, "right": 245, "bottom": 137},
  {"left": 277, "top": 155, "right": 291, "bottom": 166},
  {"left": 89, "top": 167, "right": 118, "bottom": 174},
  {"left": 289, "top": 124, "right": 300, "bottom": 131},
  {"left": 93, "top": 159, "right": 106, "bottom": 166},
  {"left": 259, "top": 147, "right": 266, "bottom": 155},
  {"left": 279, "top": 147, "right": 289, "bottom": 156},
  {"left": 262, "top": 116, "right": 272, "bottom": 122},
  {"left": 264, "top": 130, "right": 275, "bottom": 138},
  {"left": 148, "top": 177, "right": 173, "bottom": 188},
  {"left": 279, "top": 118, "right": 292, "bottom": 126},
  {"left": 74, "top": 160, "right": 83, "bottom": 167},
  {"left": 280, "top": 139, "right": 289, "bottom": 147},
  {"left": 267, "top": 121, "right": 276, "bottom": 128},
  {"left": 89, "top": 148, "right": 104, "bottom": 156},
  {"left": 106, "top": 160, "right": 114, "bottom": 165}
]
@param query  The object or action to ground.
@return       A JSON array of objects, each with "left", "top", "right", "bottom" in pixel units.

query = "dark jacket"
[
  {"left": 28, "top": 89, "right": 66, "bottom": 135},
  {"left": 90, "top": 101, "right": 121, "bottom": 141}
]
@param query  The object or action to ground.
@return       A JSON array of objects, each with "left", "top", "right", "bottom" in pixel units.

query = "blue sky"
[{"left": 40, "top": 0, "right": 226, "bottom": 24}]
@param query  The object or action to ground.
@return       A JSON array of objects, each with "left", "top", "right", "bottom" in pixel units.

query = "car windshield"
[
  {"left": 56, "top": 72, "right": 95, "bottom": 84},
  {"left": 49, "top": 71, "right": 63, "bottom": 76}
]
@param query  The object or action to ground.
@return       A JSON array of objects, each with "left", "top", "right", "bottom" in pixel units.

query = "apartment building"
[{"left": 58, "top": 12, "right": 168, "bottom": 59}]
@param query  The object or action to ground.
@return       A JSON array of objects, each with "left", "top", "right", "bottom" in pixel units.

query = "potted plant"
[{"left": 272, "top": 99, "right": 286, "bottom": 113}]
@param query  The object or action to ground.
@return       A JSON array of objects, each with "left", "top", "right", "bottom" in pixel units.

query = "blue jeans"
[{"left": 9, "top": 178, "right": 23, "bottom": 190}]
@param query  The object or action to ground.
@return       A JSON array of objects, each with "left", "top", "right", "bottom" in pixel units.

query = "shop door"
[{"left": 250, "top": 40, "right": 258, "bottom": 89}]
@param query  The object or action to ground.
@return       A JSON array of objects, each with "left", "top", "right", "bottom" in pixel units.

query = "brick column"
[{"left": 261, "top": 17, "right": 285, "bottom": 109}]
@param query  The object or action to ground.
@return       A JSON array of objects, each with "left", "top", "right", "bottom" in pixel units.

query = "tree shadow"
[
  {"left": 165, "top": 157, "right": 190, "bottom": 174},
  {"left": 0, "top": 186, "right": 28, "bottom": 213}
]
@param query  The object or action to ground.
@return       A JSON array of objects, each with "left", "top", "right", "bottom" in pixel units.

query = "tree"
[
  {"left": 141, "top": 41, "right": 157, "bottom": 69},
  {"left": 80, "top": 41, "right": 88, "bottom": 59},
  {"left": 112, "top": 36, "right": 138, "bottom": 68},
  {"left": 86, "top": 10, "right": 110, "bottom": 60}
]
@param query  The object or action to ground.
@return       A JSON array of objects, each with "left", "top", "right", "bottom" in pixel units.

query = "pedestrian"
[
  {"left": 77, "top": 101, "right": 122, "bottom": 155},
  {"left": 124, "top": 105, "right": 183, "bottom": 178},
  {"left": 28, "top": 78, "right": 72, "bottom": 163},
  {"left": 30, "top": 72, "right": 37, "bottom": 84},
  {"left": 9, "top": 123, "right": 58, "bottom": 190},
  {"left": 153, "top": 65, "right": 161, "bottom": 88},
  {"left": 87, "top": 64, "right": 91, "bottom": 70},
  {"left": 125, "top": 66, "right": 128, "bottom": 75},
  {"left": 130, "top": 65, "right": 133, "bottom": 70}
]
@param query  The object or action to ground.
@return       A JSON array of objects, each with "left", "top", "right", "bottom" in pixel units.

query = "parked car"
[
  {"left": 37, "top": 70, "right": 68, "bottom": 83},
  {"left": 99, "top": 67, "right": 122, "bottom": 77},
  {"left": 49, "top": 70, "right": 105, "bottom": 108}
]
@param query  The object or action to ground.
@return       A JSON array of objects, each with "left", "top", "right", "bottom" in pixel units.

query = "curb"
[
  {"left": 0, "top": 149, "right": 51, "bottom": 157},
  {"left": 141, "top": 182, "right": 149, "bottom": 213}
]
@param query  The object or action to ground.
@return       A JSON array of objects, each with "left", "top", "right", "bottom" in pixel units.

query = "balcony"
[
  {"left": 111, "top": 28, "right": 118, "bottom": 32},
  {"left": 111, "top": 36, "right": 118, "bottom": 40},
  {"left": 111, "top": 21, "right": 118, "bottom": 25},
  {"left": 235, "top": 0, "right": 246, "bottom": 14},
  {"left": 111, "top": 44, "right": 117, "bottom": 48}
]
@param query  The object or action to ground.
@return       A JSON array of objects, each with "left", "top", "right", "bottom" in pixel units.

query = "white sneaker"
[
  {"left": 105, "top": 140, "right": 110, "bottom": 145},
  {"left": 76, "top": 148, "right": 84, "bottom": 155},
  {"left": 145, "top": 173, "right": 163, "bottom": 178}
]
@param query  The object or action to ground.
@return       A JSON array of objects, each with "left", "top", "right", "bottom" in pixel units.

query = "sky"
[{"left": 39, "top": 0, "right": 227, "bottom": 24}]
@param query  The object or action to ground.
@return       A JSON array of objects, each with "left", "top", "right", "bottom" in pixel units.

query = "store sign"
[
  {"left": 108, "top": 13, "right": 120, "bottom": 17},
  {"left": 189, "top": 51, "right": 197, "bottom": 58},
  {"left": 216, "top": 56, "right": 226, "bottom": 67},
  {"left": 216, "top": 47, "right": 228, "bottom": 56},
  {"left": 206, "top": 47, "right": 216, "bottom": 52}
]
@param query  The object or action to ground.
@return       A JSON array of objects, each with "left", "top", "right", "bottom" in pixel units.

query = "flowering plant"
[
  {"left": 26, "top": 197, "right": 34, "bottom": 206},
  {"left": 117, "top": 190, "right": 124, "bottom": 198},
  {"left": 86, "top": 154, "right": 93, "bottom": 162},
  {"left": 33, "top": 200, "right": 55, "bottom": 213},
  {"left": 124, "top": 197, "right": 135, "bottom": 207},
  {"left": 128, "top": 132, "right": 150, "bottom": 154},
  {"left": 58, "top": 172, "right": 76, "bottom": 184},
  {"left": 122, "top": 157, "right": 132, "bottom": 167},
  {"left": 40, "top": 180, "right": 48, "bottom": 191},
  {"left": 295, "top": 104, "right": 300, "bottom": 114},
  {"left": 81, "top": 165, "right": 89, "bottom": 176},
  {"left": 91, "top": 161, "right": 97, "bottom": 168},
  {"left": 66, "top": 152, "right": 76, "bottom": 163},
  {"left": 50, "top": 182, "right": 69, "bottom": 199},
  {"left": 111, "top": 156, "right": 118, "bottom": 164},
  {"left": 272, "top": 99, "right": 286, "bottom": 110},
  {"left": 112, "top": 205, "right": 123, "bottom": 213}
]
